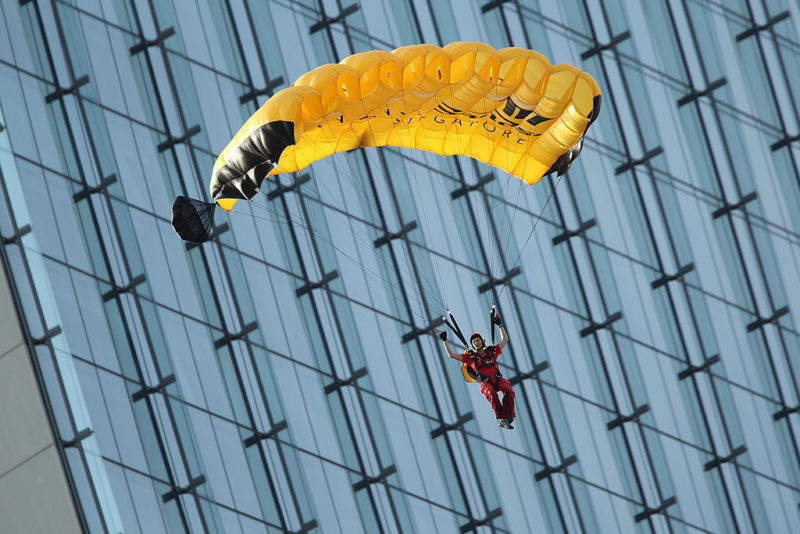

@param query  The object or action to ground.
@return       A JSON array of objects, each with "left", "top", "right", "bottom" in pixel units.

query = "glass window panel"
[
  {"left": 64, "top": 448, "right": 107, "bottom": 534},
  {"left": 5, "top": 2, "right": 800, "bottom": 533}
]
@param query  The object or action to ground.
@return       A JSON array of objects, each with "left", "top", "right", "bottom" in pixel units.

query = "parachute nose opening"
[{"left": 171, "top": 196, "right": 217, "bottom": 244}]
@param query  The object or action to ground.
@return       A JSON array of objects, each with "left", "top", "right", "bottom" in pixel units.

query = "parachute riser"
[
  {"left": 490, "top": 304, "right": 496, "bottom": 346},
  {"left": 443, "top": 310, "right": 469, "bottom": 350}
]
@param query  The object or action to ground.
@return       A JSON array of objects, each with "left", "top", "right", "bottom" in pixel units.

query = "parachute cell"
[{"left": 209, "top": 41, "right": 601, "bottom": 209}]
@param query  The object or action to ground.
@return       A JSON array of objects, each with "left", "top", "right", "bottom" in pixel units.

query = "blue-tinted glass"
[{"left": 3, "top": 1, "right": 800, "bottom": 533}]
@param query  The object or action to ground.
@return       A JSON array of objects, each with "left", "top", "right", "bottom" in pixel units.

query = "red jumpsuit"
[{"left": 462, "top": 345, "right": 515, "bottom": 420}]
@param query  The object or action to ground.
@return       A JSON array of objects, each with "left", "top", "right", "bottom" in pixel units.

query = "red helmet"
[{"left": 469, "top": 333, "right": 485, "bottom": 347}]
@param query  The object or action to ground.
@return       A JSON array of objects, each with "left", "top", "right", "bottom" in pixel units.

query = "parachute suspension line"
[
  {"left": 493, "top": 84, "right": 536, "bottom": 304},
  {"left": 316, "top": 163, "right": 447, "bottom": 325},
  {"left": 238, "top": 71, "right": 429, "bottom": 323},
  {"left": 427, "top": 75, "right": 492, "bottom": 313},
  {"left": 402, "top": 128, "right": 478, "bottom": 320},
  {"left": 367, "top": 87, "right": 443, "bottom": 317},
  {"left": 487, "top": 86, "right": 528, "bottom": 281},
  {"left": 426, "top": 153, "right": 498, "bottom": 318},
  {"left": 489, "top": 68, "right": 505, "bottom": 295},
  {"left": 359, "top": 88, "right": 447, "bottom": 319},
  {"left": 306, "top": 89, "right": 434, "bottom": 307},
  {"left": 307, "top": 154, "right": 442, "bottom": 325},
  {"left": 396, "top": 69, "right": 450, "bottom": 316},
  {"left": 398, "top": 122, "right": 456, "bottom": 316},
  {"left": 400, "top": 74, "right": 454, "bottom": 317},
  {"left": 496, "top": 173, "right": 564, "bottom": 300},
  {"left": 308, "top": 113, "right": 382, "bottom": 213},
  {"left": 495, "top": 175, "right": 525, "bottom": 301},
  {"left": 488, "top": 179, "right": 527, "bottom": 212},
  {"left": 203, "top": 43, "right": 601, "bottom": 324},
  {"left": 489, "top": 76, "right": 519, "bottom": 302},
  {"left": 232, "top": 202, "right": 321, "bottom": 234},
  {"left": 240, "top": 201, "right": 435, "bottom": 325},
  {"left": 250, "top": 100, "right": 437, "bottom": 326},
  {"left": 490, "top": 91, "right": 541, "bottom": 306},
  {"left": 365, "top": 73, "right": 449, "bottom": 319},
  {"left": 403, "top": 153, "right": 446, "bottom": 316}
]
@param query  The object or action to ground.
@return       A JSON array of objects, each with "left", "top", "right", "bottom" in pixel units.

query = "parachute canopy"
[{"left": 210, "top": 41, "right": 601, "bottom": 209}]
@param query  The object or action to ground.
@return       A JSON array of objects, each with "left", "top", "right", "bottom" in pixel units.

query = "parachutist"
[{"left": 441, "top": 312, "right": 515, "bottom": 429}]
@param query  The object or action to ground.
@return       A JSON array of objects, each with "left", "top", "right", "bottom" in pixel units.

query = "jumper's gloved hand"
[
  {"left": 436, "top": 329, "right": 447, "bottom": 341},
  {"left": 492, "top": 314, "right": 503, "bottom": 327}
]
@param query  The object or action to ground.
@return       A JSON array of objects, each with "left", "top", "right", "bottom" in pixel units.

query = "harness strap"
[
  {"left": 469, "top": 346, "right": 502, "bottom": 381},
  {"left": 478, "top": 372, "right": 503, "bottom": 385},
  {"left": 476, "top": 357, "right": 496, "bottom": 369}
]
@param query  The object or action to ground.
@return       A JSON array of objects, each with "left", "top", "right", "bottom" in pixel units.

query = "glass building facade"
[{"left": 1, "top": 0, "right": 799, "bottom": 532}]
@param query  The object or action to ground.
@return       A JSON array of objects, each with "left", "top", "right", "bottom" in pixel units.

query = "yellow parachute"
[{"left": 210, "top": 41, "right": 601, "bottom": 211}]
